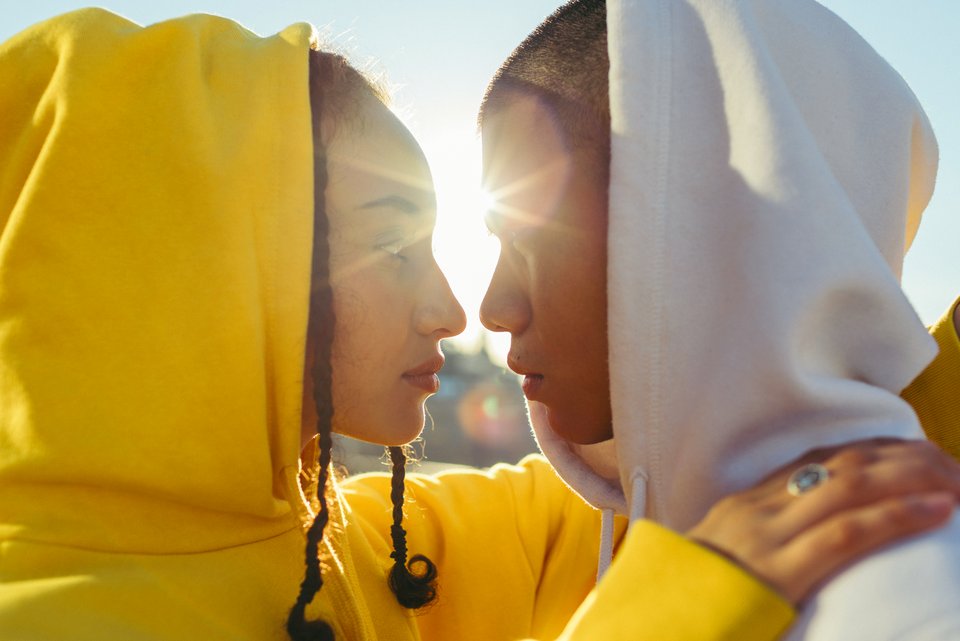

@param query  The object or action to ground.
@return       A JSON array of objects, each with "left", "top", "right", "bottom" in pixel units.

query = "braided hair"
[
  {"left": 286, "top": 48, "right": 437, "bottom": 641},
  {"left": 387, "top": 446, "right": 438, "bottom": 608}
]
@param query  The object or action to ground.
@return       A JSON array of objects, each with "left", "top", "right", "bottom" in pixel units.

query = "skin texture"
[
  {"left": 479, "top": 92, "right": 959, "bottom": 606},
  {"left": 689, "top": 439, "right": 960, "bottom": 604},
  {"left": 480, "top": 93, "right": 612, "bottom": 445},
  {"left": 301, "top": 97, "right": 466, "bottom": 448}
]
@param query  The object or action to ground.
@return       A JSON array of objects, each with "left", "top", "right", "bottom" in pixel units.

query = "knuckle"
[
  {"left": 708, "top": 495, "right": 739, "bottom": 520},
  {"left": 823, "top": 519, "right": 864, "bottom": 551},
  {"left": 907, "top": 460, "right": 942, "bottom": 485},
  {"left": 882, "top": 498, "right": 925, "bottom": 526},
  {"left": 910, "top": 439, "right": 939, "bottom": 456},
  {"left": 829, "top": 447, "right": 874, "bottom": 469},
  {"left": 831, "top": 469, "right": 869, "bottom": 495},
  {"left": 895, "top": 440, "right": 940, "bottom": 466}
]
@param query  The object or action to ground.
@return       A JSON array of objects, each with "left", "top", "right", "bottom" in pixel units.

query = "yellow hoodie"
[
  {"left": 0, "top": 8, "right": 321, "bottom": 639},
  {"left": 1, "top": 9, "right": 957, "bottom": 641}
]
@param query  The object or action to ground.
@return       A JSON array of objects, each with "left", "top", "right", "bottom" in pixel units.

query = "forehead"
[
  {"left": 326, "top": 99, "right": 436, "bottom": 219},
  {"left": 482, "top": 95, "right": 586, "bottom": 233},
  {"left": 482, "top": 94, "right": 568, "bottom": 181}
]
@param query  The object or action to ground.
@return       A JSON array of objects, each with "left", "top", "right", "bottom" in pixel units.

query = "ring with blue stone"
[{"left": 787, "top": 463, "right": 830, "bottom": 496}]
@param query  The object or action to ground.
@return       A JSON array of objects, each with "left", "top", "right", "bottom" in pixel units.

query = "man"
[{"left": 479, "top": 0, "right": 960, "bottom": 638}]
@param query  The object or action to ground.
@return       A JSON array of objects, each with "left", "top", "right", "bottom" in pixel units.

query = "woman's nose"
[{"left": 417, "top": 262, "right": 467, "bottom": 339}]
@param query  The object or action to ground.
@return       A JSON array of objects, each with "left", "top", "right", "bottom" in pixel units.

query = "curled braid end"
[
  {"left": 388, "top": 553, "right": 439, "bottom": 609},
  {"left": 386, "top": 445, "right": 438, "bottom": 609},
  {"left": 287, "top": 601, "right": 335, "bottom": 641}
]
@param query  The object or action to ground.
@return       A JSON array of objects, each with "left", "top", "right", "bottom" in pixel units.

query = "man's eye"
[{"left": 506, "top": 228, "right": 528, "bottom": 251}]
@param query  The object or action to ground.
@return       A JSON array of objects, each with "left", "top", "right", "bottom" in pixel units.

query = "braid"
[
  {"left": 387, "top": 446, "right": 438, "bottom": 609},
  {"left": 287, "top": 422, "right": 334, "bottom": 641},
  {"left": 288, "top": 46, "right": 431, "bottom": 638},
  {"left": 287, "top": 49, "right": 337, "bottom": 641}
]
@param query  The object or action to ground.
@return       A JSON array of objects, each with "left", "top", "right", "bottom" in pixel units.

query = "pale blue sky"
[{"left": 4, "top": 2, "right": 957, "bottom": 341}]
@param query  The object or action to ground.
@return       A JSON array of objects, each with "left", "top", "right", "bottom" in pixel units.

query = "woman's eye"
[{"left": 376, "top": 241, "right": 409, "bottom": 262}]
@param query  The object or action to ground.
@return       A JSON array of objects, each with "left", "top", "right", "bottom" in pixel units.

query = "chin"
[
  {"left": 349, "top": 405, "right": 426, "bottom": 447},
  {"left": 546, "top": 405, "right": 613, "bottom": 445}
]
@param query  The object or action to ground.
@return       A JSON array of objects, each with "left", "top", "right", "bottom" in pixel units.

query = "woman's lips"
[
  {"left": 402, "top": 372, "right": 440, "bottom": 393},
  {"left": 521, "top": 374, "right": 544, "bottom": 399},
  {"left": 402, "top": 355, "right": 444, "bottom": 393}
]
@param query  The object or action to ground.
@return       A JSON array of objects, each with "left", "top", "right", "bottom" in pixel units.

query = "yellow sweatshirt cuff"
[
  {"left": 904, "top": 297, "right": 960, "bottom": 461},
  {"left": 555, "top": 520, "right": 795, "bottom": 641}
]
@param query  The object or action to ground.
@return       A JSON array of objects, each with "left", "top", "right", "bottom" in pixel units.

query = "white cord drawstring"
[
  {"left": 629, "top": 470, "right": 649, "bottom": 522},
  {"left": 597, "top": 507, "right": 616, "bottom": 581},
  {"left": 597, "top": 470, "right": 650, "bottom": 581}
]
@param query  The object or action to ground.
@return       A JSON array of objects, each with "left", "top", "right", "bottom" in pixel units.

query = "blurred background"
[{"left": 4, "top": 1, "right": 958, "bottom": 472}]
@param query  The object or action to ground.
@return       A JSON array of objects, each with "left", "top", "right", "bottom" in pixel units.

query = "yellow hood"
[{"left": 0, "top": 8, "right": 319, "bottom": 637}]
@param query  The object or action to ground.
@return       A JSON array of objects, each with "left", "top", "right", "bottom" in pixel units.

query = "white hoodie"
[{"left": 532, "top": 0, "right": 960, "bottom": 638}]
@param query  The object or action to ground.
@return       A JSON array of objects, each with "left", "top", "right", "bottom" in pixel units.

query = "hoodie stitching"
[{"left": 643, "top": 0, "right": 674, "bottom": 523}]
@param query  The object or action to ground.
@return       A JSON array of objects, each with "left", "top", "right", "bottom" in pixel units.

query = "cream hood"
[{"left": 532, "top": 0, "right": 939, "bottom": 530}]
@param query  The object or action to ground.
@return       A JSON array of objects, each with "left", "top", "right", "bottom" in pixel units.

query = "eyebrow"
[{"left": 357, "top": 195, "right": 421, "bottom": 215}]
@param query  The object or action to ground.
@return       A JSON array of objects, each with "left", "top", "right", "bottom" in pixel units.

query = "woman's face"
[{"left": 303, "top": 97, "right": 466, "bottom": 447}]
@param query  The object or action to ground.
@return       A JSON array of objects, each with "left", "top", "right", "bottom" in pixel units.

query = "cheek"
[
  {"left": 327, "top": 282, "right": 428, "bottom": 445},
  {"left": 327, "top": 275, "right": 408, "bottom": 416},
  {"left": 329, "top": 280, "right": 391, "bottom": 381},
  {"left": 534, "top": 235, "right": 608, "bottom": 346}
]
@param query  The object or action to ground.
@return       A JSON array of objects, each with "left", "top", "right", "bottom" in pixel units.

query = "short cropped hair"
[{"left": 479, "top": 0, "right": 609, "bottom": 156}]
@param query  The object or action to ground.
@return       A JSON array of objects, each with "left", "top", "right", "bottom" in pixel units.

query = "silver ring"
[{"left": 787, "top": 463, "right": 830, "bottom": 496}]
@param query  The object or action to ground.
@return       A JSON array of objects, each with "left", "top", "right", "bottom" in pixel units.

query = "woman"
[{"left": 1, "top": 8, "right": 959, "bottom": 641}]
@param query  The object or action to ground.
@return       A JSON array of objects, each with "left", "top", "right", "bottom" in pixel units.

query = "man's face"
[{"left": 480, "top": 93, "right": 612, "bottom": 444}]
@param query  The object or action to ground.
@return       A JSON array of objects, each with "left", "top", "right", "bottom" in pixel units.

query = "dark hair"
[
  {"left": 478, "top": 0, "right": 609, "bottom": 162},
  {"left": 285, "top": 49, "right": 438, "bottom": 641},
  {"left": 386, "top": 445, "right": 438, "bottom": 607}
]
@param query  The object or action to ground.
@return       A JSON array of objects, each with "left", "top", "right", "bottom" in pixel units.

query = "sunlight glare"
[{"left": 419, "top": 128, "right": 503, "bottom": 358}]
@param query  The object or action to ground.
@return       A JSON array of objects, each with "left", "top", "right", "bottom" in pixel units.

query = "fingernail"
[{"left": 911, "top": 492, "right": 955, "bottom": 515}]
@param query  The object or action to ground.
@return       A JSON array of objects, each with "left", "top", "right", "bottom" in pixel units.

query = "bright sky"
[{"left": 5, "top": 1, "right": 958, "bottom": 361}]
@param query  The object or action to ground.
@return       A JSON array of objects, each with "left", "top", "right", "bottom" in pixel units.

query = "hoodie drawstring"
[
  {"left": 597, "top": 508, "right": 615, "bottom": 581},
  {"left": 597, "top": 472, "right": 649, "bottom": 582},
  {"left": 629, "top": 470, "right": 648, "bottom": 522}
]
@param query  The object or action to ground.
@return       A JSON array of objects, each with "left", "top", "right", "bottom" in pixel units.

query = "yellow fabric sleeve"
[
  {"left": 343, "top": 455, "right": 794, "bottom": 641},
  {"left": 555, "top": 521, "right": 794, "bottom": 641},
  {"left": 904, "top": 298, "right": 960, "bottom": 460}
]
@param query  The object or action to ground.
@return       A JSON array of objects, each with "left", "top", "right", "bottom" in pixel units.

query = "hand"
[{"left": 687, "top": 438, "right": 959, "bottom": 605}]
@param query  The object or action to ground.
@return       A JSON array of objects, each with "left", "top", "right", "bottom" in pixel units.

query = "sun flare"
[{"left": 419, "top": 129, "right": 505, "bottom": 360}]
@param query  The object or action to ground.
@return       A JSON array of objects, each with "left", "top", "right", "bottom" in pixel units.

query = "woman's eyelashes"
[
  {"left": 376, "top": 239, "right": 409, "bottom": 263},
  {"left": 374, "top": 227, "right": 424, "bottom": 265},
  {"left": 372, "top": 219, "right": 440, "bottom": 269}
]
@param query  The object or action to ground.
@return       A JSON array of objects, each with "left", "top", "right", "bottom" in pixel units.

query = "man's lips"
[
  {"left": 402, "top": 355, "right": 445, "bottom": 393},
  {"left": 508, "top": 355, "right": 545, "bottom": 399},
  {"left": 521, "top": 374, "right": 544, "bottom": 399}
]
